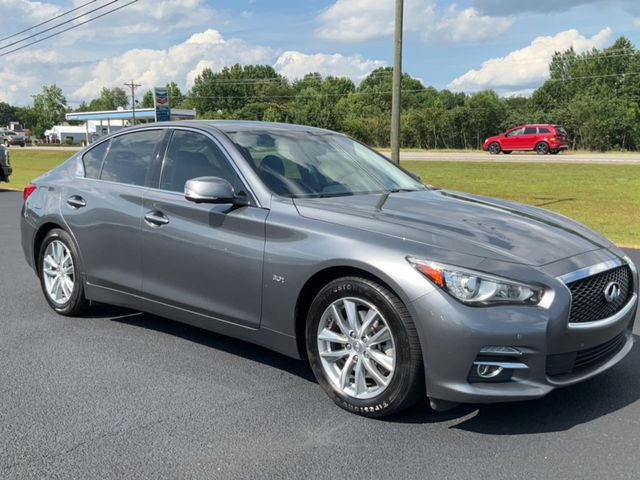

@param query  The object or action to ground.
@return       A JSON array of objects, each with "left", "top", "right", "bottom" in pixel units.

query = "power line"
[
  {"left": 0, "top": 0, "right": 121, "bottom": 51},
  {"left": 0, "top": 1, "right": 121, "bottom": 52},
  {"left": 0, "top": 0, "right": 138, "bottom": 58},
  {"left": 0, "top": 0, "right": 98, "bottom": 44}
]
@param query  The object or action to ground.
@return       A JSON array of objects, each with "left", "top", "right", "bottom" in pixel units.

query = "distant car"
[
  {"left": 0, "top": 145, "right": 11, "bottom": 182},
  {"left": 1, "top": 130, "right": 26, "bottom": 148},
  {"left": 483, "top": 125, "right": 568, "bottom": 155}
]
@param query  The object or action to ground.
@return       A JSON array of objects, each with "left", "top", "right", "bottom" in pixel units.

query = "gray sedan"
[{"left": 20, "top": 121, "right": 638, "bottom": 417}]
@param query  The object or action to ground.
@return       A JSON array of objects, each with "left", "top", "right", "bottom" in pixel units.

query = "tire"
[
  {"left": 38, "top": 228, "right": 89, "bottom": 316},
  {"left": 549, "top": 149, "right": 559, "bottom": 155},
  {"left": 502, "top": 150, "right": 512, "bottom": 154},
  {"left": 306, "top": 277, "right": 424, "bottom": 417},
  {"left": 536, "top": 142, "right": 549, "bottom": 155},
  {"left": 488, "top": 142, "right": 501, "bottom": 155}
]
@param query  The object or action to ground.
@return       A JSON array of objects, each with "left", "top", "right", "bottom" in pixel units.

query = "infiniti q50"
[{"left": 21, "top": 121, "right": 638, "bottom": 417}]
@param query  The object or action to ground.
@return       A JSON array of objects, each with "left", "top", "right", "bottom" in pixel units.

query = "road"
[
  {"left": 1, "top": 190, "right": 638, "bottom": 480},
  {"left": 389, "top": 151, "right": 640, "bottom": 164}
]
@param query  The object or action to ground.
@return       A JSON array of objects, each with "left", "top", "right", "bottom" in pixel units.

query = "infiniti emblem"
[{"left": 603, "top": 281, "right": 622, "bottom": 303}]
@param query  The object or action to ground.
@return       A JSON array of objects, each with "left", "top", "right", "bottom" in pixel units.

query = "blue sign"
[{"left": 154, "top": 87, "right": 171, "bottom": 122}]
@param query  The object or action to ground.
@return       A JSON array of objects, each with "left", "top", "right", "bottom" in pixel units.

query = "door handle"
[
  {"left": 144, "top": 211, "right": 170, "bottom": 227},
  {"left": 67, "top": 195, "right": 86, "bottom": 209}
]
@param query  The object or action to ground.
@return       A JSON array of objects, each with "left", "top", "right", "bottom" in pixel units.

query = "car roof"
[{"left": 107, "top": 120, "right": 336, "bottom": 136}]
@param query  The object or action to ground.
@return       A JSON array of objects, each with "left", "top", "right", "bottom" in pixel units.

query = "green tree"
[
  {"left": 88, "top": 87, "right": 129, "bottom": 111},
  {"left": 31, "top": 84, "right": 67, "bottom": 137},
  {"left": 0, "top": 102, "right": 17, "bottom": 127}
]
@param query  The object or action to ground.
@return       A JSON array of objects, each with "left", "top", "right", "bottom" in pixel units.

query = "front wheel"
[
  {"left": 38, "top": 229, "right": 89, "bottom": 316},
  {"left": 306, "top": 277, "right": 424, "bottom": 417},
  {"left": 536, "top": 142, "right": 549, "bottom": 155},
  {"left": 488, "top": 142, "right": 501, "bottom": 155}
]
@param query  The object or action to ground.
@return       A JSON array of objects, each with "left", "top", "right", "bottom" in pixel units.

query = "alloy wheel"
[
  {"left": 316, "top": 297, "right": 396, "bottom": 400},
  {"left": 42, "top": 240, "right": 75, "bottom": 305}
]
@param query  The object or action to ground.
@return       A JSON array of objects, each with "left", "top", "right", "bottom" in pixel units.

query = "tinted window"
[
  {"left": 524, "top": 127, "right": 537, "bottom": 134},
  {"left": 538, "top": 127, "right": 551, "bottom": 134},
  {"left": 101, "top": 130, "right": 164, "bottom": 186},
  {"left": 160, "top": 130, "right": 242, "bottom": 193},
  {"left": 82, "top": 141, "right": 109, "bottom": 179},
  {"left": 506, "top": 128, "right": 524, "bottom": 137}
]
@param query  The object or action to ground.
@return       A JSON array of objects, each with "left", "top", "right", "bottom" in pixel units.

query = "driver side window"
[
  {"left": 160, "top": 130, "right": 242, "bottom": 194},
  {"left": 507, "top": 128, "right": 524, "bottom": 137}
]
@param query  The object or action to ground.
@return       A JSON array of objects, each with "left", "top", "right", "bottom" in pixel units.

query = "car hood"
[{"left": 294, "top": 190, "right": 611, "bottom": 266}]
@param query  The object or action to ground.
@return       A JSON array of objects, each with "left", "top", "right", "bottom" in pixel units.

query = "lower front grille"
[{"left": 546, "top": 332, "right": 627, "bottom": 378}]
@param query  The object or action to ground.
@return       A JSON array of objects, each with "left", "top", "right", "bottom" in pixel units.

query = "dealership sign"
[{"left": 154, "top": 87, "right": 171, "bottom": 122}]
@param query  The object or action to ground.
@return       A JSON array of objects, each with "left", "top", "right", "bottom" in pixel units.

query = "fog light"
[{"left": 476, "top": 364, "right": 504, "bottom": 379}]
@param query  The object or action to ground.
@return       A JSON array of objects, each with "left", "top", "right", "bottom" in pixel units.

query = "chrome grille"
[{"left": 566, "top": 265, "right": 632, "bottom": 323}]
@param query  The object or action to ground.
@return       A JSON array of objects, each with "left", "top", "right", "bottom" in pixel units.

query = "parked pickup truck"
[
  {"left": 0, "top": 145, "right": 12, "bottom": 182},
  {"left": 1, "top": 130, "right": 26, "bottom": 147}
]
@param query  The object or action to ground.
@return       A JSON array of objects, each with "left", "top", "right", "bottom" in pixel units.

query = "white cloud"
[
  {"left": 72, "top": 29, "right": 275, "bottom": 100},
  {"left": 424, "top": 5, "right": 513, "bottom": 43},
  {"left": 274, "top": 51, "right": 386, "bottom": 82},
  {"left": 0, "top": 27, "right": 385, "bottom": 105},
  {"left": 315, "top": 0, "right": 512, "bottom": 43},
  {"left": 448, "top": 27, "right": 613, "bottom": 94}
]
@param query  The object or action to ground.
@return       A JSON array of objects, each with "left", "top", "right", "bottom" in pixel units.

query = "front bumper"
[{"left": 407, "top": 255, "right": 638, "bottom": 405}]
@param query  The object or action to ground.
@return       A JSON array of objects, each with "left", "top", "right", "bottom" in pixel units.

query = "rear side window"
[
  {"left": 524, "top": 127, "right": 537, "bottom": 134},
  {"left": 82, "top": 141, "right": 109, "bottom": 179},
  {"left": 101, "top": 130, "right": 164, "bottom": 186},
  {"left": 538, "top": 127, "right": 551, "bottom": 134},
  {"left": 160, "top": 130, "right": 242, "bottom": 193}
]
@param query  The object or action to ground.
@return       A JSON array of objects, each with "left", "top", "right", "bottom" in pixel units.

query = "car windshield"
[{"left": 225, "top": 129, "right": 426, "bottom": 198}]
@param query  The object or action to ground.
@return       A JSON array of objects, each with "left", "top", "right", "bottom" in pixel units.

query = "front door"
[
  {"left": 141, "top": 129, "right": 267, "bottom": 328},
  {"left": 501, "top": 127, "right": 524, "bottom": 150}
]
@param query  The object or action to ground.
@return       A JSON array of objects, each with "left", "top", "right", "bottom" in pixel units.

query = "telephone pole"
[
  {"left": 124, "top": 80, "right": 141, "bottom": 126},
  {"left": 390, "top": 0, "right": 404, "bottom": 165}
]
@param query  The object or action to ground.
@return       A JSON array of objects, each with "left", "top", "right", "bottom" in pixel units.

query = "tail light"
[
  {"left": 23, "top": 183, "right": 37, "bottom": 202},
  {"left": 550, "top": 136, "right": 556, "bottom": 142}
]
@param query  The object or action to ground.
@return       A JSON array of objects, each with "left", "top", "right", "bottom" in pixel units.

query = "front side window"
[
  {"left": 82, "top": 140, "right": 109, "bottom": 179},
  {"left": 160, "top": 130, "right": 242, "bottom": 193},
  {"left": 100, "top": 130, "right": 164, "bottom": 186},
  {"left": 226, "top": 129, "right": 425, "bottom": 198},
  {"left": 507, "top": 128, "right": 524, "bottom": 137}
]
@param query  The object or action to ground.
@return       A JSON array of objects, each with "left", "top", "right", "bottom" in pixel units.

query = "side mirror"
[
  {"left": 408, "top": 171, "right": 421, "bottom": 181},
  {"left": 185, "top": 176, "right": 240, "bottom": 204}
]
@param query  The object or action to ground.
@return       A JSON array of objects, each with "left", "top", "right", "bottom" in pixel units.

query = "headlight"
[{"left": 407, "top": 257, "right": 545, "bottom": 306}]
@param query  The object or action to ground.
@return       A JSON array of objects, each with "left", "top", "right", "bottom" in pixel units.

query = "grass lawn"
[
  {"left": 3, "top": 151, "right": 638, "bottom": 246},
  {"left": 403, "top": 161, "right": 640, "bottom": 246},
  {"left": 3, "top": 150, "right": 74, "bottom": 191}
]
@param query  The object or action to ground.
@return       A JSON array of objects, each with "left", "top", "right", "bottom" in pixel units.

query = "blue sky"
[{"left": 1, "top": 0, "right": 638, "bottom": 106}]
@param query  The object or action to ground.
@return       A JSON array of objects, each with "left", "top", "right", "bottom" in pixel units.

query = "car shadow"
[
  {"left": 86, "top": 304, "right": 317, "bottom": 383},
  {"left": 388, "top": 335, "right": 640, "bottom": 434},
  {"left": 84, "top": 305, "right": 639, "bottom": 433}
]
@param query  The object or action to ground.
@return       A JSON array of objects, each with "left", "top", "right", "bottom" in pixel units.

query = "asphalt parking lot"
[{"left": 1, "top": 190, "right": 639, "bottom": 480}]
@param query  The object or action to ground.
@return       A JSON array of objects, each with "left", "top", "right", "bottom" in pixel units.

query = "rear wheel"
[
  {"left": 38, "top": 229, "right": 89, "bottom": 316},
  {"left": 549, "top": 149, "right": 559, "bottom": 155},
  {"left": 502, "top": 150, "right": 512, "bottom": 154},
  {"left": 488, "top": 142, "right": 501, "bottom": 155},
  {"left": 306, "top": 277, "right": 424, "bottom": 417},
  {"left": 536, "top": 142, "right": 549, "bottom": 155}
]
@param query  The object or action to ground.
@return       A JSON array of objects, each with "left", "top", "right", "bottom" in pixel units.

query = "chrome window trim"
[
  {"left": 557, "top": 258, "right": 624, "bottom": 285},
  {"left": 567, "top": 293, "right": 637, "bottom": 330}
]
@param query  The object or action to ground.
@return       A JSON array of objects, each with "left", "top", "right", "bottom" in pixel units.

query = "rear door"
[
  {"left": 62, "top": 129, "right": 167, "bottom": 294},
  {"left": 521, "top": 126, "right": 539, "bottom": 149},
  {"left": 141, "top": 128, "right": 267, "bottom": 328}
]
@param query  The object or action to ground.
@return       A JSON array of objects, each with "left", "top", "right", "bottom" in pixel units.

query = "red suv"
[{"left": 483, "top": 125, "right": 568, "bottom": 155}]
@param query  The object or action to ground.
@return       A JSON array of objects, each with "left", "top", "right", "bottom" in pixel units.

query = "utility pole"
[
  {"left": 390, "top": 0, "right": 404, "bottom": 165},
  {"left": 124, "top": 80, "right": 141, "bottom": 126}
]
